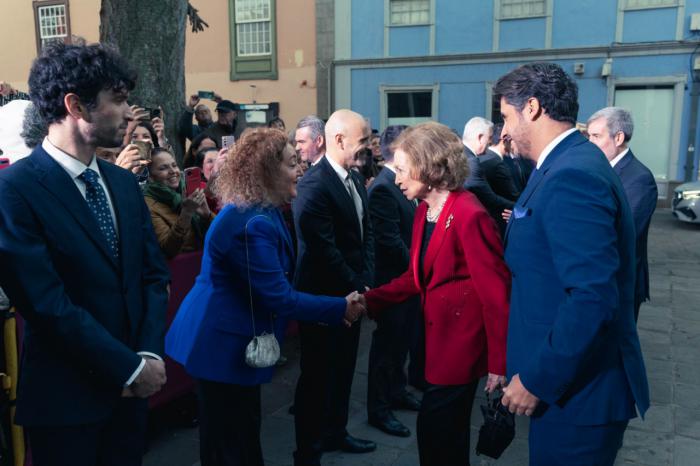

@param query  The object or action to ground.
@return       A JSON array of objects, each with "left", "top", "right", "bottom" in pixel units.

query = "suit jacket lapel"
[
  {"left": 320, "top": 158, "right": 359, "bottom": 230},
  {"left": 613, "top": 150, "right": 633, "bottom": 176},
  {"left": 421, "top": 191, "right": 459, "bottom": 282},
  {"left": 504, "top": 131, "right": 585, "bottom": 244},
  {"left": 34, "top": 149, "right": 119, "bottom": 269},
  {"left": 411, "top": 203, "right": 427, "bottom": 290},
  {"left": 273, "top": 208, "right": 295, "bottom": 261}
]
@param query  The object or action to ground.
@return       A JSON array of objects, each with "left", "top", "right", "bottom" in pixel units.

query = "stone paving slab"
[{"left": 144, "top": 211, "right": 700, "bottom": 466}]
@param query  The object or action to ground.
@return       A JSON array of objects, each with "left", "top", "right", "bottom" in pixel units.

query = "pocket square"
[{"left": 513, "top": 206, "right": 531, "bottom": 219}]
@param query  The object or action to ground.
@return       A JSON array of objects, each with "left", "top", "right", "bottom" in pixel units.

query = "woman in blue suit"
[{"left": 166, "top": 128, "right": 363, "bottom": 466}]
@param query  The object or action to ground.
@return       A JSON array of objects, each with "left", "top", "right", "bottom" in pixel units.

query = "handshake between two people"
[
  {"left": 342, "top": 290, "right": 369, "bottom": 327},
  {"left": 121, "top": 358, "right": 167, "bottom": 398}
]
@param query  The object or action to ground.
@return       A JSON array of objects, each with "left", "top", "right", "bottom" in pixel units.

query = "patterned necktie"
[
  {"left": 344, "top": 173, "right": 364, "bottom": 240},
  {"left": 79, "top": 168, "right": 119, "bottom": 259}
]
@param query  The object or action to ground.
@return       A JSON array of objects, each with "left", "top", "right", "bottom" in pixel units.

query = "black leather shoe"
[
  {"left": 322, "top": 435, "right": 377, "bottom": 453},
  {"left": 392, "top": 392, "right": 422, "bottom": 411},
  {"left": 369, "top": 412, "right": 411, "bottom": 437}
]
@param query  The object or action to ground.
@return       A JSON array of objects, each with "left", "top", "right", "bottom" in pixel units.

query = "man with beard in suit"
[{"left": 0, "top": 42, "right": 169, "bottom": 466}]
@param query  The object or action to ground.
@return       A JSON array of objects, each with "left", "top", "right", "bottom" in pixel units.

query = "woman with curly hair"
[
  {"left": 165, "top": 128, "right": 365, "bottom": 466},
  {"left": 360, "top": 122, "right": 511, "bottom": 466}
]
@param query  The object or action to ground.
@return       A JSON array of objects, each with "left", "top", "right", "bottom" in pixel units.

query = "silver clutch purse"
[
  {"left": 245, "top": 332, "right": 280, "bottom": 368},
  {"left": 243, "top": 215, "right": 280, "bottom": 369}
]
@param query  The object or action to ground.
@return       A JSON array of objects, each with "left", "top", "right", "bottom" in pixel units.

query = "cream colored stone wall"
[{"left": 1, "top": 0, "right": 317, "bottom": 128}]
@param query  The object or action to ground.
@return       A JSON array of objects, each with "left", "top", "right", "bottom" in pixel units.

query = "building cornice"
[{"left": 332, "top": 40, "right": 700, "bottom": 68}]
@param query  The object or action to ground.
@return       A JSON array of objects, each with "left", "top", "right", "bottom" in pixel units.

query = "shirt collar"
[
  {"left": 325, "top": 153, "right": 350, "bottom": 180},
  {"left": 42, "top": 138, "right": 101, "bottom": 180},
  {"left": 610, "top": 147, "right": 630, "bottom": 168},
  {"left": 311, "top": 153, "right": 325, "bottom": 166},
  {"left": 383, "top": 164, "right": 396, "bottom": 174},
  {"left": 489, "top": 147, "right": 503, "bottom": 158},
  {"left": 536, "top": 128, "right": 577, "bottom": 169}
]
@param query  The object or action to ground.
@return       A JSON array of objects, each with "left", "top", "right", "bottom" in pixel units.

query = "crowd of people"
[{"left": 0, "top": 42, "right": 659, "bottom": 466}]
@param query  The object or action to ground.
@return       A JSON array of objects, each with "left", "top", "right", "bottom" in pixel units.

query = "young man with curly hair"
[{"left": 0, "top": 42, "right": 170, "bottom": 466}]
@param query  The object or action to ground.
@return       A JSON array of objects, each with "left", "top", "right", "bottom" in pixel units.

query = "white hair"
[{"left": 462, "top": 116, "right": 494, "bottom": 143}]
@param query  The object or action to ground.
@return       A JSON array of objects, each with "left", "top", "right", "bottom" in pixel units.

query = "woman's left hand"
[{"left": 485, "top": 373, "right": 507, "bottom": 393}]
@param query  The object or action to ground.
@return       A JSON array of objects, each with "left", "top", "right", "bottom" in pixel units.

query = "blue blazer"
[
  {"left": 0, "top": 147, "right": 169, "bottom": 426},
  {"left": 614, "top": 150, "right": 657, "bottom": 308},
  {"left": 165, "top": 204, "right": 346, "bottom": 385},
  {"left": 504, "top": 131, "right": 650, "bottom": 425}
]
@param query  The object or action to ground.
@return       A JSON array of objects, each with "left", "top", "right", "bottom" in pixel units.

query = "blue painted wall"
[
  {"left": 342, "top": 0, "right": 700, "bottom": 180},
  {"left": 499, "top": 17, "right": 546, "bottom": 50},
  {"left": 351, "top": 0, "right": 384, "bottom": 58},
  {"left": 552, "top": 0, "right": 617, "bottom": 48},
  {"left": 389, "top": 26, "right": 430, "bottom": 57},
  {"left": 622, "top": 7, "right": 678, "bottom": 43},
  {"left": 435, "top": 0, "right": 493, "bottom": 54}
]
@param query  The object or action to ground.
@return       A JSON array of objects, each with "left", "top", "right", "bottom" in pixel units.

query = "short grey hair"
[
  {"left": 296, "top": 115, "right": 325, "bottom": 141},
  {"left": 587, "top": 107, "right": 634, "bottom": 143},
  {"left": 21, "top": 102, "right": 48, "bottom": 149},
  {"left": 462, "top": 116, "right": 494, "bottom": 142}
]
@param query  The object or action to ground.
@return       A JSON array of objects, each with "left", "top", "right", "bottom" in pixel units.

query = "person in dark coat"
[{"left": 587, "top": 106, "right": 657, "bottom": 321}]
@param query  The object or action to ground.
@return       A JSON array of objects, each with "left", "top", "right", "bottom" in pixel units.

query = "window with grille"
[
  {"left": 33, "top": 1, "right": 71, "bottom": 53},
  {"left": 500, "top": 0, "right": 547, "bottom": 19},
  {"left": 625, "top": 0, "right": 677, "bottom": 9},
  {"left": 234, "top": 0, "right": 271, "bottom": 56},
  {"left": 229, "top": 0, "right": 277, "bottom": 81},
  {"left": 390, "top": 0, "right": 430, "bottom": 26}
]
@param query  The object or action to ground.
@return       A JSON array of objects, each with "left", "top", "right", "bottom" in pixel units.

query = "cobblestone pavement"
[{"left": 143, "top": 209, "right": 700, "bottom": 466}]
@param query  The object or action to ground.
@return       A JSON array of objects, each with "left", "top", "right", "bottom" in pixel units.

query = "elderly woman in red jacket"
[{"left": 361, "top": 121, "right": 510, "bottom": 466}]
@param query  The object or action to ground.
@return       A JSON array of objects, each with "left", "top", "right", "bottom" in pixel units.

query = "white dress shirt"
[
  {"left": 42, "top": 138, "right": 161, "bottom": 386},
  {"left": 42, "top": 138, "right": 118, "bottom": 232},
  {"left": 326, "top": 154, "right": 364, "bottom": 233},
  {"left": 610, "top": 148, "right": 630, "bottom": 168},
  {"left": 536, "top": 128, "right": 578, "bottom": 169}
]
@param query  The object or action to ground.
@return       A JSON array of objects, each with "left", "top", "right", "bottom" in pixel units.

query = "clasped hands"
[
  {"left": 343, "top": 291, "right": 368, "bottom": 327},
  {"left": 121, "top": 358, "right": 167, "bottom": 398}
]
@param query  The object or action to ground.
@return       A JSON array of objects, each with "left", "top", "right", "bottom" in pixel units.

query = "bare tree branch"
[{"left": 187, "top": 2, "right": 209, "bottom": 33}]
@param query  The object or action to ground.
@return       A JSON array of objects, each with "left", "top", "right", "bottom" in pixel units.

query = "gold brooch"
[{"left": 445, "top": 214, "right": 454, "bottom": 230}]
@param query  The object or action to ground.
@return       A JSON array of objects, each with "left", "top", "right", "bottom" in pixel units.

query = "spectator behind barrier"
[
  {"left": 144, "top": 147, "right": 214, "bottom": 259},
  {"left": 183, "top": 132, "right": 217, "bottom": 168}
]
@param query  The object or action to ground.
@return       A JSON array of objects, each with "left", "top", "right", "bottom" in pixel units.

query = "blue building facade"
[{"left": 331, "top": 0, "right": 700, "bottom": 197}]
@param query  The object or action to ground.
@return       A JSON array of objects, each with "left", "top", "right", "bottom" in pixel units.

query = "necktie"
[
  {"left": 344, "top": 174, "right": 364, "bottom": 239},
  {"left": 79, "top": 168, "right": 119, "bottom": 259}
]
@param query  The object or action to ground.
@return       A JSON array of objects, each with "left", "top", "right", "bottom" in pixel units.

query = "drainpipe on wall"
[{"left": 686, "top": 76, "right": 699, "bottom": 181}]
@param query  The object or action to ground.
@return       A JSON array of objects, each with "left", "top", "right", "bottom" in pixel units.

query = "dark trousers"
[
  {"left": 367, "top": 297, "right": 420, "bottom": 417},
  {"left": 416, "top": 381, "right": 479, "bottom": 466},
  {"left": 408, "top": 309, "right": 427, "bottom": 390},
  {"left": 529, "top": 418, "right": 628, "bottom": 466},
  {"left": 26, "top": 397, "right": 148, "bottom": 466},
  {"left": 198, "top": 379, "right": 263, "bottom": 466},
  {"left": 294, "top": 319, "right": 361, "bottom": 465}
]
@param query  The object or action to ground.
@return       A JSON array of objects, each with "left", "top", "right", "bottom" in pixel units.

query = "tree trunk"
[{"left": 99, "top": 0, "right": 188, "bottom": 164}]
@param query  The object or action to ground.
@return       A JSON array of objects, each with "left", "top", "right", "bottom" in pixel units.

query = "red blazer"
[{"left": 365, "top": 190, "right": 510, "bottom": 385}]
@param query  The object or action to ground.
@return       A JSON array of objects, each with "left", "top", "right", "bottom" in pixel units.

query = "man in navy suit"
[
  {"left": 366, "top": 125, "right": 421, "bottom": 438},
  {"left": 0, "top": 43, "right": 169, "bottom": 466},
  {"left": 496, "top": 63, "right": 649, "bottom": 465},
  {"left": 462, "top": 117, "right": 514, "bottom": 233},
  {"left": 587, "top": 107, "right": 657, "bottom": 321},
  {"left": 292, "top": 109, "right": 376, "bottom": 465}
]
